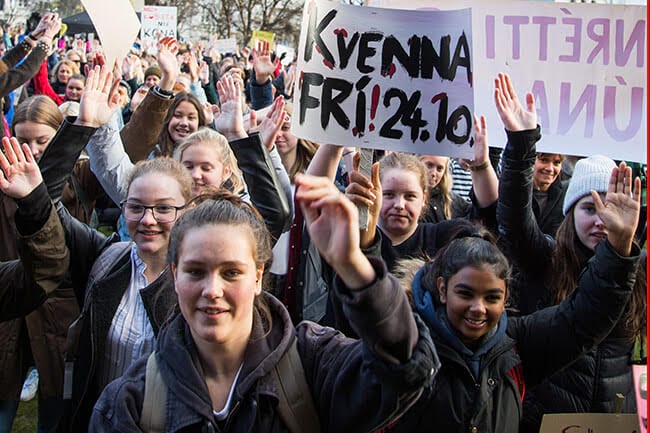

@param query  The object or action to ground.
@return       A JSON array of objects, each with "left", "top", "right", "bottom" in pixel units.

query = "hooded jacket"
[
  {"left": 89, "top": 258, "right": 439, "bottom": 433},
  {"left": 390, "top": 236, "right": 640, "bottom": 433},
  {"left": 496, "top": 127, "right": 640, "bottom": 433}
]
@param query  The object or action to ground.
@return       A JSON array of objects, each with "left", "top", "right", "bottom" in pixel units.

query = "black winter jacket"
[
  {"left": 532, "top": 175, "right": 567, "bottom": 237},
  {"left": 54, "top": 201, "right": 177, "bottom": 433},
  {"left": 89, "top": 259, "right": 439, "bottom": 433},
  {"left": 392, "top": 237, "right": 640, "bottom": 433},
  {"left": 496, "top": 127, "right": 639, "bottom": 433}
]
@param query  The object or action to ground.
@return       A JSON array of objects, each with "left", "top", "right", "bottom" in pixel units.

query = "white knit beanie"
[{"left": 562, "top": 155, "right": 616, "bottom": 215}]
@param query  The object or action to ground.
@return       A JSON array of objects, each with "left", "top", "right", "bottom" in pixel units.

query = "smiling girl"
[{"left": 89, "top": 177, "right": 437, "bottom": 433}]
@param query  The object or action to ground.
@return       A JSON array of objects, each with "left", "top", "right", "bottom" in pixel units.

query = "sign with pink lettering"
[
  {"left": 293, "top": 0, "right": 475, "bottom": 158},
  {"left": 368, "top": 0, "right": 646, "bottom": 162}
]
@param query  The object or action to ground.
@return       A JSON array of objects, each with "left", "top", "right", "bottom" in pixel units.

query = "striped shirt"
[
  {"left": 450, "top": 159, "right": 472, "bottom": 202},
  {"left": 101, "top": 244, "right": 155, "bottom": 387}
]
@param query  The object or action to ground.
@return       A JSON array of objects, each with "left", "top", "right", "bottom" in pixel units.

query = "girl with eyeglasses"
[{"left": 2, "top": 143, "right": 193, "bottom": 432}]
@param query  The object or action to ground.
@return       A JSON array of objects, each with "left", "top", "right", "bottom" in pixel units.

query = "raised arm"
[
  {"left": 295, "top": 173, "right": 437, "bottom": 432},
  {"left": 216, "top": 75, "right": 290, "bottom": 240},
  {"left": 494, "top": 72, "right": 552, "bottom": 273},
  {"left": 514, "top": 163, "right": 641, "bottom": 386},
  {"left": 121, "top": 37, "right": 178, "bottom": 162},
  {"left": 0, "top": 137, "right": 69, "bottom": 317},
  {"left": 77, "top": 65, "right": 132, "bottom": 205},
  {"left": 461, "top": 114, "right": 498, "bottom": 207}
]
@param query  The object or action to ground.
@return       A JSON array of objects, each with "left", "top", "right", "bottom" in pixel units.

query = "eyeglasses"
[{"left": 120, "top": 201, "right": 186, "bottom": 223}]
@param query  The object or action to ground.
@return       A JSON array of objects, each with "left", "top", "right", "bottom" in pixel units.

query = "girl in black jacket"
[
  {"left": 390, "top": 153, "right": 640, "bottom": 431},
  {"left": 494, "top": 72, "right": 646, "bottom": 432},
  {"left": 89, "top": 176, "right": 437, "bottom": 433}
]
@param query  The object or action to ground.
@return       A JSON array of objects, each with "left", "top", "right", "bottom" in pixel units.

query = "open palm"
[{"left": 0, "top": 137, "right": 43, "bottom": 199}]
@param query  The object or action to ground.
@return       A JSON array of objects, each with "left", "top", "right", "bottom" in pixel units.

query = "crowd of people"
[{"left": 0, "top": 9, "right": 645, "bottom": 433}]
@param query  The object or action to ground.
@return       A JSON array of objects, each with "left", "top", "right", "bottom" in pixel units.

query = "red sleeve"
[{"left": 31, "top": 60, "right": 64, "bottom": 106}]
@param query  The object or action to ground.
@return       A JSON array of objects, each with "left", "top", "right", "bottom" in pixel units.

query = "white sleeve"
[{"left": 85, "top": 112, "right": 133, "bottom": 206}]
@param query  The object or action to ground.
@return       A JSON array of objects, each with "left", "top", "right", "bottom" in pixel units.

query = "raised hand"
[
  {"left": 593, "top": 162, "right": 641, "bottom": 256},
  {"left": 198, "top": 60, "right": 210, "bottom": 85},
  {"left": 0, "top": 137, "right": 43, "bottom": 199},
  {"left": 187, "top": 50, "right": 199, "bottom": 83},
  {"left": 494, "top": 72, "right": 537, "bottom": 132},
  {"left": 345, "top": 160, "right": 381, "bottom": 249},
  {"left": 249, "top": 96, "right": 285, "bottom": 151},
  {"left": 251, "top": 40, "right": 275, "bottom": 84},
  {"left": 157, "top": 36, "right": 179, "bottom": 91},
  {"left": 461, "top": 114, "right": 489, "bottom": 170},
  {"left": 75, "top": 65, "right": 120, "bottom": 128},
  {"left": 214, "top": 74, "right": 246, "bottom": 141},
  {"left": 31, "top": 12, "right": 60, "bottom": 40},
  {"left": 202, "top": 102, "right": 216, "bottom": 126},
  {"left": 295, "top": 173, "right": 376, "bottom": 288}
]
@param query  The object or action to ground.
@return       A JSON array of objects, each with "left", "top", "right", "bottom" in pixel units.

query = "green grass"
[{"left": 11, "top": 398, "right": 37, "bottom": 433}]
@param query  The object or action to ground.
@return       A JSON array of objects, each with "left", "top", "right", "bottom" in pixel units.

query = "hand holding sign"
[{"left": 345, "top": 156, "right": 381, "bottom": 249}]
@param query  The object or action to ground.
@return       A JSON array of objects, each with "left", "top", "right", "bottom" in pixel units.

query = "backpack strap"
[
  {"left": 273, "top": 338, "right": 322, "bottom": 433},
  {"left": 139, "top": 337, "right": 320, "bottom": 433},
  {"left": 63, "top": 242, "right": 132, "bottom": 400},
  {"left": 140, "top": 351, "right": 167, "bottom": 433}
]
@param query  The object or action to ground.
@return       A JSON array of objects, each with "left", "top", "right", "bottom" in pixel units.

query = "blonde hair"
[
  {"left": 126, "top": 157, "right": 193, "bottom": 202},
  {"left": 379, "top": 152, "right": 429, "bottom": 208},
  {"left": 173, "top": 128, "right": 245, "bottom": 194},
  {"left": 52, "top": 59, "right": 80, "bottom": 82}
]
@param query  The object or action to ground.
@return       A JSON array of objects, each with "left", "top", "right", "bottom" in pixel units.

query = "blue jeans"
[
  {"left": 0, "top": 400, "right": 18, "bottom": 433},
  {"left": 0, "top": 397, "right": 63, "bottom": 433}
]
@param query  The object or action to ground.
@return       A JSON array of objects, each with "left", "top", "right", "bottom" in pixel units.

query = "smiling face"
[
  {"left": 437, "top": 265, "right": 506, "bottom": 349},
  {"left": 180, "top": 142, "right": 230, "bottom": 196},
  {"left": 533, "top": 153, "right": 563, "bottom": 191},
  {"left": 573, "top": 193, "right": 607, "bottom": 251},
  {"left": 168, "top": 101, "right": 200, "bottom": 145},
  {"left": 125, "top": 172, "right": 186, "bottom": 263},
  {"left": 13, "top": 120, "right": 56, "bottom": 160},
  {"left": 65, "top": 78, "right": 84, "bottom": 101},
  {"left": 173, "top": 223, "right": 263, "bottom": 349},
  {"left": 379, "top": 168, "right": 426, "bottom": 244},
  {"left": 56, "top": 64, "right": 73, "bottom": 84}
]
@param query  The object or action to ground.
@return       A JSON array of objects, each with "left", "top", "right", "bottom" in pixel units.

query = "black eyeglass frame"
[{"left": 120, "top": 200, "right": 186, "bottom": 223}]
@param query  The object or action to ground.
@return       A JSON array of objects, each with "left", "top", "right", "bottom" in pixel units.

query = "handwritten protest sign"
[
  {"left": 141, "top": 5, "right": 177, "bottom": 54},
  {"left": 368, "top": 0, "right": 646, "bottom": 162},
  {"left": 540, "top": 413, "right": 639, "bottom": 433},
  {"left": 251, "top": 30, "right": 275, "bottom": 48},
  {"left": 212, "top": 38, "right": 238, "bottom": 54},
  {"left": 80, "top": 0, "right": 140, "bottom": 69},
  {"left": 292, "top": 0, "right": 474, "bottom": 158}
]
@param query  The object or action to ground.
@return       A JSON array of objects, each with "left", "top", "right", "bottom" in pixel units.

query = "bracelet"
[
  {"left": 27, "top": 33, "right": 38, "bottom": 42},
  {"left": 469, "top": 160, "right": 490, "bottom": 171},
  {"left": 34, "top": 40, "right": 50, "bottom": 52},
  {"left": 153, "top": 86, "right": 174, "bottom": 98}
]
